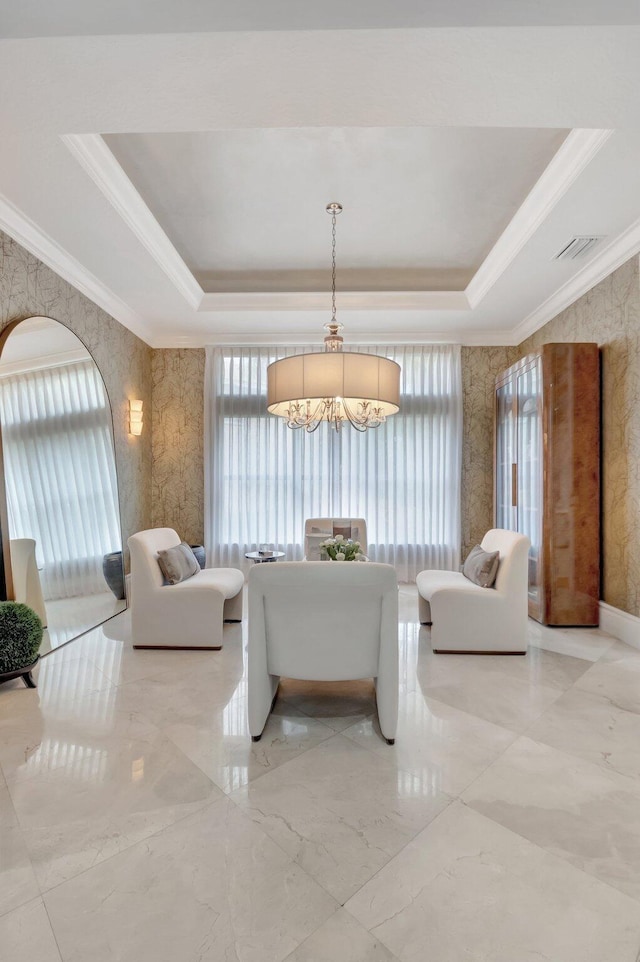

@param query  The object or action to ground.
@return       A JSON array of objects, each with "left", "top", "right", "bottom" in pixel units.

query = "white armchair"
[
  {"left": 10, "top": 538, "right": 47, "bottom": 626},
  {"left": 304, "top": 518, "right": 367, "bottom": 560},
  {"left": 416, "top": 529, "right": 531, "bottom": 654},
  {"left": 248, "top": 561, "right": 398, "bottom": 743},
  {"left": 128, "top": 528, "right": 244, "bottom": 650}
]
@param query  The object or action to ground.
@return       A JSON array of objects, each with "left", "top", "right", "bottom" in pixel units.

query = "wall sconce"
[{"left": 129, "top": 399, "right": 143, "bottom": 436}]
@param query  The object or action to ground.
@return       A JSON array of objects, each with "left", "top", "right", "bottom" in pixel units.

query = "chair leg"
[
  {"left": 250, "top": 686, "right": 279, "bottom": 744},
  {"left": 418, "top": 595, "right": 432, "bottom": 626},
  {"left": 385, "top": 737, "right": 395, "bottom": 746}
]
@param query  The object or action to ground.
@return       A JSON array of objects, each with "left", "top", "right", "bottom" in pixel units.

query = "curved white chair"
[
  {"left": 304, "top": 518, "right": 367, "bottom": 560},
  {"left": 128, "top": 528, "right": 244, "bottom": 650},
  {"left": 10, "top": 538, "right": 47, "bottom": 626},
  {"left": 248, "top": 561, "right": 398, "bottom": 743},
  {"left": 416, "top": 528, "right": 531, "bottom": 654}
]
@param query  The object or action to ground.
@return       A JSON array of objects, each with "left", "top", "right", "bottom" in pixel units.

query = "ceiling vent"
[{"left": 553, "top": 236, "right": 605, "bottom": 260}]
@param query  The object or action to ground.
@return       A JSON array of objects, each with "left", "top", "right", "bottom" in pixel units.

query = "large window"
[{"left": 205, "top": 344, "right": 462, "bottom": 581}]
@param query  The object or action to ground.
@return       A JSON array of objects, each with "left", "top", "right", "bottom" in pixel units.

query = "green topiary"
[{"left": 0, "top": 602, "right": 43, "bottom": 674}]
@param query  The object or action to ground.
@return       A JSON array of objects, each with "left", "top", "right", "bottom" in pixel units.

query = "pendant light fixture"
[{"left": 267, "top": 203, "right": 401, "bottom": 432}]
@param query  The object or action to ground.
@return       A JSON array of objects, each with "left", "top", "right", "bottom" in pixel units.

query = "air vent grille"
[{"left": 554, "top": 236, "right": 604, "bottom": 260}]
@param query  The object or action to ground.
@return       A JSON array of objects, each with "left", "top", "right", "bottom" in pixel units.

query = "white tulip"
[
  {"left": 335, "top": 534, "right": 344, "bottom": 543},
  {"left": 336, "top": 552, "right": 346, "bottom": 561}
]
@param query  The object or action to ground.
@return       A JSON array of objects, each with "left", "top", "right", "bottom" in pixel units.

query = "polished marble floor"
[{"left": 2, "top": 586, "right": 640, "bottom": 961}]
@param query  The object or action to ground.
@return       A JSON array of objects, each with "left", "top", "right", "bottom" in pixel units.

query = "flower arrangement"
[{"left": 319, "top": 535, "right": 365, "bottom": 561}]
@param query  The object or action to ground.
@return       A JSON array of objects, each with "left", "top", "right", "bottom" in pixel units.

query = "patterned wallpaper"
[
  {"left": 0, "top": 230, "right": 153, "bottom": 556},
  {"left": 519, "top": 256, "right": 640, "bottom": 615},
  {"left": 151, "top": 348, "right": 205, "bottom": 545}
]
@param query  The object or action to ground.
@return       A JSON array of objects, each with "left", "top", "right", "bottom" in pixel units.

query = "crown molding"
[
  {"left": 62, "top": 133, "right": 204, "bottom": 310},
  {"left": 60, "top": 129, "right": 613, "bottom": 329},
  {"left": 466, "top": 128, "right": 613, "bottom": 309},
  {"left": 151, "top": 329, "right": 516, "bottom": 348},
  {"left": 0, "top": 192, "right": 154, "bottom": 345},
  {"left": 512, "top": 215, "right": 640, "bottom": 345},
  {"left": 197, "top": 290, "right": 469, "bottom": 312}
]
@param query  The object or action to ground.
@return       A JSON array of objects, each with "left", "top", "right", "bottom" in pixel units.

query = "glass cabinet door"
[
  {"left": 516, "top": 359, "right": 543, "bottom": 612},
  {"left": 495, "top": 381, "right": 515, "bottom": 531}
]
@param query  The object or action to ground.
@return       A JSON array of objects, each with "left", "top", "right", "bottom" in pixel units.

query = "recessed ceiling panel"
[{"left": 105, "top": 126, "right": 567, "bottom": 293}]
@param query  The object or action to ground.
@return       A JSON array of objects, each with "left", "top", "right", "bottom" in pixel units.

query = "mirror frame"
[{"left": 0, "top": 316, "right": 126, "bottom": 633}]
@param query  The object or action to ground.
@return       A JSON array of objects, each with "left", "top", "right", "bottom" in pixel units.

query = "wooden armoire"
[{"left": 494, "top": 343, "right": 600, "bottom": 626}]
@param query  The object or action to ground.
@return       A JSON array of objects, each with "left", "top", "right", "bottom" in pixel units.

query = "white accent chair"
[
  {"left": 416, "top": 529, "right": 531, "bottom": 654},
  {"left": 128, "top": 528, "right": 244, "bottom": 650},
  {"left": 10, "top": 538, "right": 47, "bottom": 626},
  {"left": 304, "top": 518, "right": 368, "bottom": 560},
  {"left": 248, "top": 561, "right": 398, "bottom": 743}
]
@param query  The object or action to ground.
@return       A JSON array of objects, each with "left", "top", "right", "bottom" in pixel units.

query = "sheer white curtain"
[
  {"left": 205, "top": 344, "right": 462, "bottom": 582},
  {"left": 0, "top": 360, "right": 121, "bottom": 600}
]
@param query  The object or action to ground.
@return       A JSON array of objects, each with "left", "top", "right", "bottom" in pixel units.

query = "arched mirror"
[{"left": 0, "top": 316, "right": 126, "bottom": 652}]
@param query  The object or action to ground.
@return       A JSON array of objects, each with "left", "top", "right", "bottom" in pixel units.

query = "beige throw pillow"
[
  {"left": 157, "top": 542, "right": 200, "bottom": 585},
  {"left": 463, "top": 545, "right": 500, "bottom": 588}
]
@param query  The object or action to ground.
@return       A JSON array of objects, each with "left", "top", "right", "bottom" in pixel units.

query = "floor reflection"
[{"left": 41, "top": 591, "right": 127, "bottom": 653}]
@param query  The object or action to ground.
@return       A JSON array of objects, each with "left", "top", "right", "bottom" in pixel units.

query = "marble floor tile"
[
  {"left": 230, "top": 734, "right": 451, "bottom": 903},
  {"left": 44, "top": 797, "right": 337, "bottom": 962},
  {"left": 278, "top": 678, "right": 376, "bottom": 731},
  {"left": 111, "top": 657, "right": 247, "bottom": 728},
  {"left": 417, "top": 656, "right": 563, "bottom": 732},
  {"left": 162, "top": 695, "right": 336, "bottom": 794},
  {"left": 342, "top": 692, "right": 516, "bottom": 796},
  {"left": 0, "top": 899, "right": 62, "bottom": 962},
  {"left": 284, "top": 909, "right": 400, "bottom": 962},
  {"left": 6, "top": 708, "right": 222, "bottom": 891},
  {"left": 574, "top": 644, "right": 640, "bottom": 714},
  {"left": 346, "top": 802, "right": 640, "bottom": 962},
  {"left": 463, "top": 735, "right": 640, "bottom": 901},
  {"left": 527, "top": 686, "right": 640, "bottom": 782},
  {"left": 527, "top": 623, "right": 617, "bottom": 662},
  {"left": 0, "top": 668, "right": 120, "bottom": 784},
  {"left": 0, "top": 777, "right": 40, "bottom": 918},
  {"left": 2, "top": 595, "right": 640, "bottom": 958},
  {"left": 419, "top": 641, "right": 592, "bottom": 692}
]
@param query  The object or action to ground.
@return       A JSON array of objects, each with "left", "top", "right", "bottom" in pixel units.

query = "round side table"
[{"left": 245, "top": 551, "right": 286, "bottom": 564}]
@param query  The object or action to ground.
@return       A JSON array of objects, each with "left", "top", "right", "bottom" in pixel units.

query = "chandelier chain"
[{"left": 331, "top": 212, "right": 337, "bottom": 322}]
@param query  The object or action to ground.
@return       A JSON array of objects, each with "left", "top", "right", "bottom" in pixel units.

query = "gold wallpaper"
[
  {"left": 0, "top": 230, "right": 153, "bottom": 553},
  {"left": 151, "top": 348, "right": 206, "bottom": 545},
  {"left": 518, "top": 256, "right": 640, "bottom": 615}
]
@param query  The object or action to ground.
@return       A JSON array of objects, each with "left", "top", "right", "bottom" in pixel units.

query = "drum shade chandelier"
[{"left": 267, "top": 203, "right": 401, "bottom": 433}]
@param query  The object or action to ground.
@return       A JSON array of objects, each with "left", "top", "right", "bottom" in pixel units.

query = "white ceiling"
[
  {"left": 1, "top": 16, "right": 640, "bottom": 347},
  {"left": 3, "top": 0, "right": 640, "bottom": 36},
  {"left": 105, "top": 127, "right": 566, "bottom": 291}
]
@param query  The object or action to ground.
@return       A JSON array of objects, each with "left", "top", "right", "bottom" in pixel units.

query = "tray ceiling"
[
  {"left": 105, "top": 127, "right": 566, "bottom": 293},
  {"left": 1, "top": 24, "right": 640, "bottom": 346}
]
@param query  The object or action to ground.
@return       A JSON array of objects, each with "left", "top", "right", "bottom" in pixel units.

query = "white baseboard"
[{"left": 599, "top": 602, "right": 640, "bottom": 651}]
